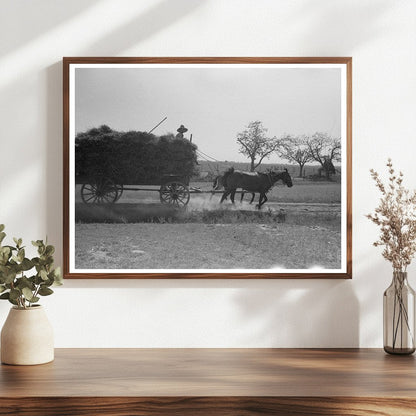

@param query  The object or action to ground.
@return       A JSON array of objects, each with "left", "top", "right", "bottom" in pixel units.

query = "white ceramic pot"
[{"left": 1, "top": 305, "right": 54, "bottom": 365}]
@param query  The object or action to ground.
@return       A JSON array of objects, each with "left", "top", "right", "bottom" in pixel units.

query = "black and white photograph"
[{"left": 64, "top": 58, "right": 352, "bottom": 278}]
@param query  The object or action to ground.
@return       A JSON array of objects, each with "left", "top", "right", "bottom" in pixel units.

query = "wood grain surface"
[
  {"left": 1, "top": 349, "right": 415, "bottom": 415},
  {"left": 1, "top": 397, "right": 416, "bottom": 416}
]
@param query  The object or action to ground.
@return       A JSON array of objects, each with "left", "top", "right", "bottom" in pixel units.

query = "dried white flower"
[{"left": 367, "top": 159, "right": 416, "bottom": 272}]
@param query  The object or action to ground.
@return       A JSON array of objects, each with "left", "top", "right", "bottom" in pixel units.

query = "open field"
[
  {"left": 75, "top": 222, "right": 341, "bottom": 270},
  {"left": 74, "top": 179, "right": 342, "bottom": 270}
]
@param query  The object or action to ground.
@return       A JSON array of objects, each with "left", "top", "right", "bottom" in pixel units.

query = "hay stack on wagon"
[{"left": 75, "top": 125, "right": 198, "bottom": 185}]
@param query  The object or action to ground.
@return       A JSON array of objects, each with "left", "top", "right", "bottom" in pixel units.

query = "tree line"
[{"left": 237, "top": 121, "right": 341, "bottom": 178}]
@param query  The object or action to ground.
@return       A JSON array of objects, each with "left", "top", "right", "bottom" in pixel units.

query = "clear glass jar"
[{"left": 383, "top": 271, "right": 415, "bottom": 355}]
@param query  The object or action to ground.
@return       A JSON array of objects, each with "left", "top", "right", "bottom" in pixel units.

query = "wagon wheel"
[
  {"left": 81, "top": 177, "right": 119, "bottom": 204},
  {"left": 159, "top": 181, "right": 190, "bottom": 207}
]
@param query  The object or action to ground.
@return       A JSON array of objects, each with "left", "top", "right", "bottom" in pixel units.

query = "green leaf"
[
  {"left": 7, "top": 263, "right": 20, "bottom": 275},
  {"left": 52, "top": 267, "right": 63, "bottom": 285},
  {"left": 9, "top": 288, "right": 21, "bottom": 301},
  {"left": 8, "top": 297, "right": 18, "bottom": 306},
  {"left": 0, "top": 254, "right": 7, "bottom": 266},
  {"left": 0, "top": 291, "right": 17, "bottom": 306},
  {"left": 38, "top": 287, "right": 53, "bottom": 296},
  {"left": 22, "top": 287, "right": 39, "bottom": 303},
  {"left": 2, "top": 271, "right": 17, "bottom": 285},
  {"left": 42, "top": 256, "right": 54, "bottom": 266},
  {"left": 50, "top": 266, "right": 61, "bottom": 278},
  {"left": 0, "top": 285, "right": 6, "bottom": 293},
  {"left": 31, "top": 257, "right": 40, "bottom": 266},
  {"left": 13, "top": 237, "right": 22, "bottom": 248},
  {"left": 17, "top": 276, "right": 35, "bottom": 290},
  {"left": 17, "top": 248, "right": 25, "bottom": 263},
  {"left": 21, "top": 258, "right": 34, "bottom": 271},
  {"left": 34, "top": 274, "right": 43, "bottom": 285},
  {"left": 32, "top": 240, "right": 43, "bottom": 247},
  {"left": 41, "top": 276, "right": 53, "bottom": 287},
  {"left": 4, "top": 245, "right": 17, "bottom": 251},
  {"left": 0, "top": 224, "right": 5, "bottom": 232},
  {"left": 0, "top": 246, "right": 10, "bottom": 255},
  {"left": 39, "top": 269, "right": 48, "bottom": 281},
  {"left": 0, "top": 232, "right": 6, "bottom": 244},
  {"left": 22, "top": 287, "right": 34, "bottom": 301},
  {"left": 45, "top": 245, "right": 55, "bottom": 256}
]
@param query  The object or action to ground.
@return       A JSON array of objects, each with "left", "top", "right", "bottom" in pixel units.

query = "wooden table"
[{"left": 1, "top": 348, "right": 415, "bottom": 415}]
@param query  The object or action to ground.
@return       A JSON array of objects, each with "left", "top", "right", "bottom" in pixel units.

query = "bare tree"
[
  {"left": 236, "top": 121, "right": 281, "bottom": 171},
  {"left": 278, "top": 134, "right": 313, "bottom": 177},
  {"left": 306, "top": 132, "right": 341, "bottom": 179}
]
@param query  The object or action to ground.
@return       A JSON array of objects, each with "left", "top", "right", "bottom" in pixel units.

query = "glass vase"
[{"left": 383, "top": 271, "right": 415, "bottom": 355}]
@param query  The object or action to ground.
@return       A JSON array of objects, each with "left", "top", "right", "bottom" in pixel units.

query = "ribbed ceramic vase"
[
  {"left": 383, "top": 271, "right": 416, "bottom": 355},
  {"left": 1, "top": 305, "right": 54, "bottom": 365}
]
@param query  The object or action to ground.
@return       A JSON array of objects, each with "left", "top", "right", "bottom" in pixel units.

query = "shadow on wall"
[
  {"left": 58, "top": 277, "right": 359, "bottom": 348},
  {"left": 233, "top": 279, "right": 359, "bottom": 347},
  {"left": 0, "top": 302, "right": 10, "bottom": 329},
  {"left": 0, "top": 0, "right": 101, "bottom": 56},
  {"left": 82, "top": 0, "right": 206, "bottom": 55},
  {"left": 46, "top": 62, "right": 63, "bottom": 263},
  {"left": 354, "top": 245, "right": 396, "bottom": 347},
  {"left": 289, "top": 0, "right": 394, "bottom": 52}
]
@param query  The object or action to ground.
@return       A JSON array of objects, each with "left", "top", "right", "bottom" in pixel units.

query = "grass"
[
  {"left": 76, "top": 203, "right": 286, "bottom": 224},
  {"left": 75, "top": 203, "right": 178, "bottom": 224},
  {"left": 265, "top": 181, "right": 341, "bottom": 204},
  {"left": 75, "top": 222, "right": 341, "bottom": 270},
  {"left": 75, "top": 202, "right": 340, "bottom": 232}
]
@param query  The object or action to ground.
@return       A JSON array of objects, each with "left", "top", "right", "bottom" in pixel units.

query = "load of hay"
[{"left": 75, "top": 125, "right": 198, "bottom": 185}]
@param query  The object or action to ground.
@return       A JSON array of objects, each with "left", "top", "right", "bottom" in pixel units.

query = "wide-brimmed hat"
[{"left": 177, "top": 124, "right": 188, "bottom": 133}]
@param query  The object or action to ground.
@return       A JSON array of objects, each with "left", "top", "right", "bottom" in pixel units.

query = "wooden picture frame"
[{"left": 63, "top": 57, "right": 352, "bottom": 279}]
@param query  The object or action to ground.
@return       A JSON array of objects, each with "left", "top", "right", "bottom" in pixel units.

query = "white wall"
[{"left": 1, "top": 0, "right": 415, "bottom": 347}]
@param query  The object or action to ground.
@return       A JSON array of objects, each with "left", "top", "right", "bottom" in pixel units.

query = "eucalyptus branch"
[{"left": 0, "top": 225, "right": 62, "bottom": 309}]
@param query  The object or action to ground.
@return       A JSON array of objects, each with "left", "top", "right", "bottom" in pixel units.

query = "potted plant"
[
  {"left": 367, "top": 159, "right": 416, "bottom": 354},
  {"left": 0, "top": 224, "right": 62, "bottom": 365}
]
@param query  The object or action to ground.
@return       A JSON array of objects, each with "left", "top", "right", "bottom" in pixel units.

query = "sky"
[{"left": 75, "top": 64, "right": 342, "bottom": 164}]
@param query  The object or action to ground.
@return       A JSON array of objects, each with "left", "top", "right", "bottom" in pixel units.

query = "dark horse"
[
  {"left": 213, "top": 175, "right": 256, "bottom": 203},
  {"left": 220, "top": 167, "right": 293, "bottom": 209}
]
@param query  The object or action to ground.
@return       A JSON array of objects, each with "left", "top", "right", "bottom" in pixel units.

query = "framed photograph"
[{"left": 63, "top": 57, "right": 352, "bottom": 279}]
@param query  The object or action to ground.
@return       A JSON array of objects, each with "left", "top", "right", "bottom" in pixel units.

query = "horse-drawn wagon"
[
  {"left": 75, "top": 125, "right": 197, "bottom": 207},
  {"left": 77, "top": 173, "right": 192, "bottom": 207}
]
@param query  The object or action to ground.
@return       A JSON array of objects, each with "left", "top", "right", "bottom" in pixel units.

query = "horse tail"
[{"left": 213, "top": 176, "right": 221, "bottom": 190}]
